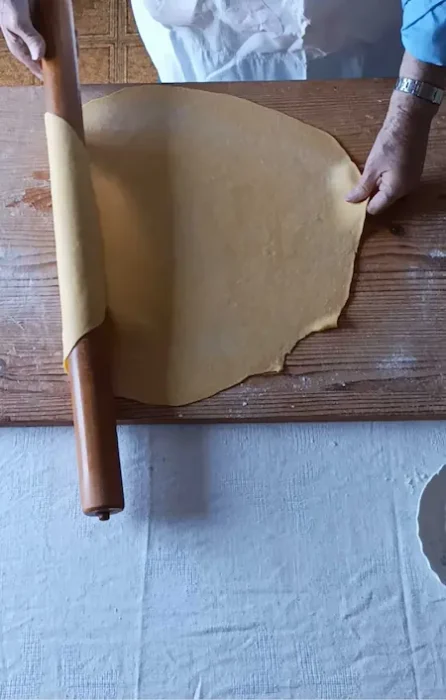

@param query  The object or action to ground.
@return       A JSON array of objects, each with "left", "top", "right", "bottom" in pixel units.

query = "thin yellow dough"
[
  {"left": 45, "top": 112, "right": 106, "bottom": 358},
  {"left": 46, "top": 86, "right": 366, "bottom": 406}
]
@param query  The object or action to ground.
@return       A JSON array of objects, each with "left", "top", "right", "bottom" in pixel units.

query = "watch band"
[{"left": 395, "top": 77, "right": 444, "bottom": 106}]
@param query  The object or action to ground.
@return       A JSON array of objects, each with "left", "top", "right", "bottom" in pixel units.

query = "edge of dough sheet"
[
  {"left": 113, "top": 297, "right": 354, "bottom": 408},
  {"left": 83, "top": 85, "right": 367, "bottom": 407},
  {"left": 45, "top": 113, "right": 107, "bottom": 363},
  {"left": 157, "top": 291, "right": 356, "bottom": 408},
  {"left": 83, "top": 84, "right": 363, "bottom": 171}
]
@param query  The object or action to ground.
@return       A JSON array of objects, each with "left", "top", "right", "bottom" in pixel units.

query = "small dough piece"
[{"left": 50, "top": 86, "right": 367, "bottom": 406}]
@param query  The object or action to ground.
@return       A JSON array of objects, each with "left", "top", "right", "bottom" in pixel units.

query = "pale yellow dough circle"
[{"left": 50, "top": 86, "right": 366, "bottom": 406}]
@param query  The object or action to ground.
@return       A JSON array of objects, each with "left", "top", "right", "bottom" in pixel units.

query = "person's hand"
[
  {"left": 0, "top": 0, "right": 45, "bottom": 78},
  {"left": 346, "top": 91, "right": 434, "bottom": 215}
]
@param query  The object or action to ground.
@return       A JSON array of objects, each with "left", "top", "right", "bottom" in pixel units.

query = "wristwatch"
[{"left": 395, "top": 77, "right": 444, "bottom": 106}]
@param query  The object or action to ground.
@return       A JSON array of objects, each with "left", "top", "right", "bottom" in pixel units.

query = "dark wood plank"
[{"left": 1, "top": 79, "right": 446, "bottom": 425}]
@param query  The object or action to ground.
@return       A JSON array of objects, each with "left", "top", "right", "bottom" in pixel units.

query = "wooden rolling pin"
[{"left": 37, "top": 0, "right": 124, "bottom": 520}]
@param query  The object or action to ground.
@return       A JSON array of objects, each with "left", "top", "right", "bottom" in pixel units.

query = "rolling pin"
[{"left": 37, "top": 0, "right": 124, "bottom": 520}]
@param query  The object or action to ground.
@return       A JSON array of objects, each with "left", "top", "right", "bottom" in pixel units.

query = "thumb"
[
  {"left": 345, "top": 169, "right": 376, "bottom": 204},
  {"left": 15, "top": 24, "right": 46, "bottom": 61},
  {"left": 28, "top": 33, "right": 45, "bottom": 61}
]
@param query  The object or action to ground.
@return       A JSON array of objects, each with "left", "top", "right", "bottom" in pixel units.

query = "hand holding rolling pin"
[{"left": 0, "top": 0, "right": 44, "bottom": 78}]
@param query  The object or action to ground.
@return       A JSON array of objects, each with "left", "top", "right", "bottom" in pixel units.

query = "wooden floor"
[{"left": 0, "top": 0, "right": 158, "bottom": 86}]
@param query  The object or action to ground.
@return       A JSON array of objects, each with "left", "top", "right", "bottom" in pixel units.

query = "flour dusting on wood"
[
  {"left": 429, "top": 249, "right": 446, "bottom": 259},
  {"left": 377, "top": 352, "right": 417, "bottom": 372}
]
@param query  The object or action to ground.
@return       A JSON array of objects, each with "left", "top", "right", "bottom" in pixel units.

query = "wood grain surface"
[{"left": 1, "top": 79, "right": 446, "bottom": 425}]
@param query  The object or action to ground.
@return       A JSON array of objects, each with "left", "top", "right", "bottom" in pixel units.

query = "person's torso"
[{"left": 132, "top": 0, "right": 402, "bottom": 82}]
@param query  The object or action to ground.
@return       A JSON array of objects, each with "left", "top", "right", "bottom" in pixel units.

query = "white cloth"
[
  {"left": 131, "top": 0, "right": 403, "bottom": 82},
  {"left": 0, "top": 422, "right": 446, "bottom": 698}
]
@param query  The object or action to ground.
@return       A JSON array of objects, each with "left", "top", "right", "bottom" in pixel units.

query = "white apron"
[{"left": 131, "top": 0, "right": 403, "bottom": 82}]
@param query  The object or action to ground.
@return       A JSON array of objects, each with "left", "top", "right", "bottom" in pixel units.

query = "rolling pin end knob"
[{"left": 97, "top": 511, "right": 111, "bottom": 522}]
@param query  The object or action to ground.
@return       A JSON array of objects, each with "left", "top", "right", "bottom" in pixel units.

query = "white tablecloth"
[{"left": 0, "top": 422, "right": 445, "bottom": 698}]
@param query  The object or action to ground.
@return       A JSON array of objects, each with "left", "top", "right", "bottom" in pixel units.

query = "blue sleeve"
[{"left": 401, "top": 0, "right": 446, "bottom": 66}]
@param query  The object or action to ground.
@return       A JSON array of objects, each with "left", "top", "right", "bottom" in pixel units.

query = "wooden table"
[{"left": 1, "top": 79, "right": 446, "bottom": 425}]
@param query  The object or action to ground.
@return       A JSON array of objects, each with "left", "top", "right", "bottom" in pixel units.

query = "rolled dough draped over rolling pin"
[{"left": 44, "top": 86, "right": 366, "bottom": 406}]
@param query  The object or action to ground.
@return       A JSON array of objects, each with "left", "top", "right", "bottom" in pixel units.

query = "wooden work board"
[{"left": 1, "top": 79, "right": 446, "bottom": 425}]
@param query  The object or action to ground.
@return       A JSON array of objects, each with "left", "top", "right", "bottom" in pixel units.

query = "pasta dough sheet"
[
  {"left": 46, "top": 86, "right": 366, "bottom": 406},
  {"left": 45, "top": 113, "right": 106, "bottom": 358}
]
